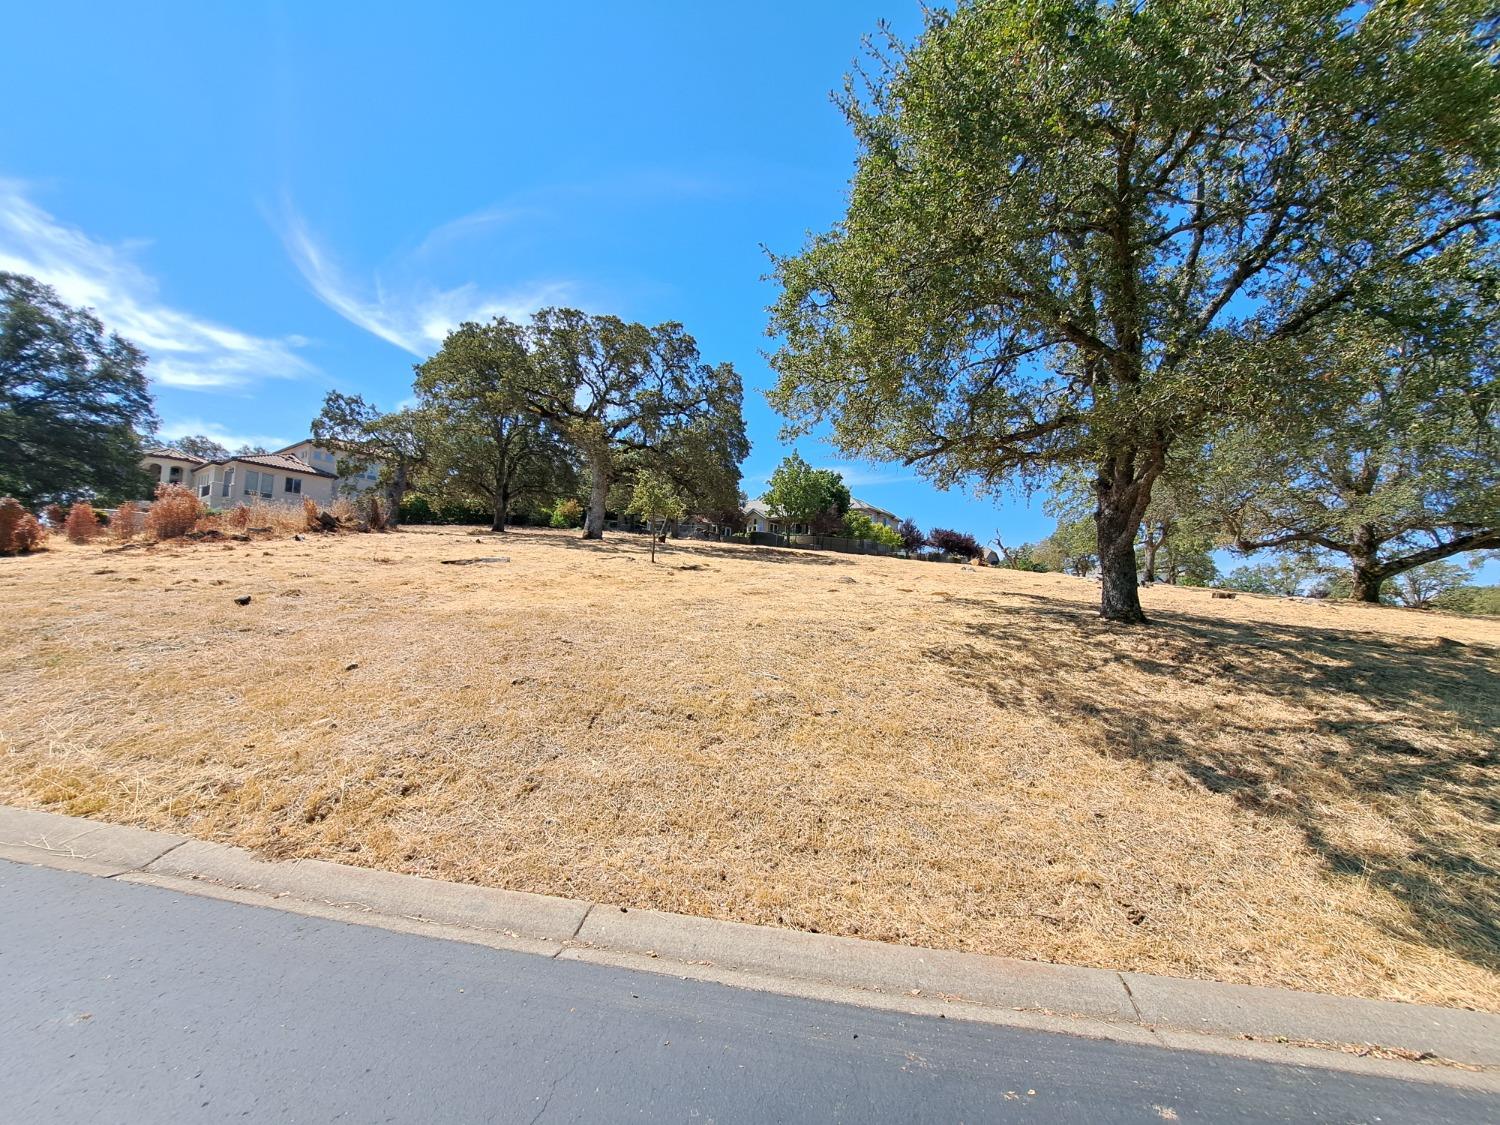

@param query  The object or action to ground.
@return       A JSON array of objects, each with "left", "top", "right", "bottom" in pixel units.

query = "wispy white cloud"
[
  {"left": 280, "top": 205, "right": 572, "bottom": 357},
  {"left": 0, "top": 180, "right": 314, "bottom": 390},
  {"left": 154, "top": 417, "right": 292, "bottom": 452}
]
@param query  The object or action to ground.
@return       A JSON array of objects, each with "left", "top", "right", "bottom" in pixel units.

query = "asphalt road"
[{"left": 1, "top": 861, "right": 1493, "bottom": 1124}]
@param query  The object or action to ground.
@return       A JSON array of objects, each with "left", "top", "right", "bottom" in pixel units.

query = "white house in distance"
[
  {"left": 138, "top": 439, "right": 380, "bottom": 509},
  {"left": 744, "top": 496, "right": 902, "bottom": 536}
]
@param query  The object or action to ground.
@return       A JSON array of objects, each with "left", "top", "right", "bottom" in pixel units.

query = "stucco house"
[
  {"left": 140, "top": 449, "right": 339, "bottom": 507},
  {"left": 273, "top": 439, "right": 382, "bottom": 494},
  {"left": 744, "top": 495, "right": 902, "bottom": 536},
  {"left": 139, "top": 439, "right": 379, "bottom": 509}
]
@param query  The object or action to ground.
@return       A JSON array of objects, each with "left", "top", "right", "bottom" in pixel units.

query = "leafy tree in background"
[
  {"left": 768, "top": 0, "right": 1500, "bottom": 623},
  {"left": 1, "top": 272, "right": 155, "bottom": 506},
  {"left": 1386, "top": 559, "right": 1483, "bottom": 609},
  {"left": 841, "top": 510, "right": 903, "bottom": 550},
  {"left": 626, "top": 470, "right": 686, "bottom": 562},
  {"left": 416, "top": 320, "right": 573, "bottom": 532},
  {"left": 896, "top": 517, "right": 927, "bottom": 554},
  {"left": 1208, "top": 297, "right": 1498, "bottom": 602},
  {"left": 235, "top": 444, "right": 269, "bottom": 457},
  {"left": 1034, "top": 517, "right": 1098, "bottom": 577},
  {"left": 167, "top": 435, "right": 230, "bottom": 461},
  {"left": 312, "top": 391, "right": 430, "bottom": 529},
  {"left": 1217, "top": 556, "right": 1326, "bottom": 596},
  {"left": 520, "top": 309, "right": 745, "bottom": 539},
  {"left": 1434, "top": 584, "right": 1500, "bottom": 615},
  {"left": 763, "top": 453, "right": 850, "bottom": 540},
  {"left": 928, "top": 527, "right": 982, "bottom": 560}
]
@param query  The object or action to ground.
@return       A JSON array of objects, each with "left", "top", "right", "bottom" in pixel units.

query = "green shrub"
[{"left": 549, "top": 498, "right": 583, "bottom": 528}]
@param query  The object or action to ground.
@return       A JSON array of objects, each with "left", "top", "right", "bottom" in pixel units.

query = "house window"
[
  {"left": 284, "top": 477, "right": 302, "bottom": 495},
  {"left": 168, "top": 465, "right": 183, "bottom": 483},
  {"left": 199, "top": 482, "right": 211, "bottom": 498},
  {"left": 148, "top": 463, "right": 162, "bottom": 481},
  {"left": 243, "top": 470, "right": 274, "bottom": 499},
  {"left": 221, "top": 468, "right": 234, "bottom": 498}
]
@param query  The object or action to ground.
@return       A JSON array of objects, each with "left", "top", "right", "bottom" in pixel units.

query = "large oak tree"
[
  {"left": 416, "top": 320, "right": 573, "bottom": 532},
  {"left": 520, "top": 308, "right": 746, "bottom": 539},
  {"left": 1, "top": 272, "right": 155, "bottom": 507},
  {"left": 768, "top": 0, "right": 1499, "bottom": 622}
]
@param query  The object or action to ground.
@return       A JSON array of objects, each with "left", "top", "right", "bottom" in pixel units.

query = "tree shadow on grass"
[
  {"left": 496, "top": 528, "right": 857, "bottom": 567},
  {"left": 924, "top": 596, "right": 1500, "bottom": 977}
]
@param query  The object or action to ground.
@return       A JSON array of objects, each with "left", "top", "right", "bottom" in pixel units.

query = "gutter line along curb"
[{"left": 2, "top": 805, "right": 1496, "bottom": 1088}]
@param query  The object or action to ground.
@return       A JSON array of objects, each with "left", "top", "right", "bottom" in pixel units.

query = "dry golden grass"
[{"left": 1, "top": 527, "right": 1496, "bottom": 1010}]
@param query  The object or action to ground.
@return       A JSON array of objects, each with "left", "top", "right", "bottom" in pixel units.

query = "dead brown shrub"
[
  {"left": 0, "top": 498, "right": 45, "bottom": 554},
  {"left": 227, "top": 505, "right": 251, "bottom": 529},
  {"left": 112, "top": 501, "right": 143, "bottom": 541},
  {"left": 64, "top": 502, "right": 101, "bottom": 543},
  {"left": 42, "top": 503, "right": 65, "bottom": 529},
  {"left": 145, "top": 484, "right": 203, "bottom": 540},
  {"left": 242, "top": 501, "right": 307, "bottom": 536},
  {"left": 367, "top": 495, "right": 387, "bottom": 531},
  {"left": 303, "top": 497, "right": 319, "bottom": 530}
]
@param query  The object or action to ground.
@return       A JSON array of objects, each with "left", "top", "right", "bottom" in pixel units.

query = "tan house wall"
[{"left": 278, "top": 440, "right": 380, "bottom": 496}]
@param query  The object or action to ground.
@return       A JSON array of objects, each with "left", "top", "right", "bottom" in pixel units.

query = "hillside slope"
[{"left": 2, "top": 526, "right": 1496, "bottom": 1009}]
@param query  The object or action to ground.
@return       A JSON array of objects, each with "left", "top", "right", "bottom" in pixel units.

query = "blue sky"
[
  {"left": 3, "top": 3, "right": 1492, "bottom": 585},
  {"left": 0, "top": 0, "right": 1058, "bottom": 545}
]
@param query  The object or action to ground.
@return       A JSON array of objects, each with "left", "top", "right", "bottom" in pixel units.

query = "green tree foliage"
[
  {"left": 1386, "top": 559, "right": 1483, "bottom": 609},
  {"left": 1033, "top": 517, "right": 1098, "bottom": 577},
  {"left": 1433, "top": 584, "right": 1500, "bottom": 615},
  {"left": 841, "top": 510, "right": 903, "bottom": 550},
  {"left": 548, "top": 497, "right": 583, "bottom": 528},
  {"left": 311, "top": 391, "right": 430, "bottom": 529},
  {"left": 1208, "top": 300, "right": 1499, "bottom": 603},
  {"left": 767, "top": 0, "right": 1500, "bottom": 623},
  {"left": 1, "top": 272, "right": 155, "bottom": 506},
  {"left": 762, "top": 453, "right": 850, "bottom": 538},
  {"left": 416, "top": 320, "right": 575, "bottom": 532},
  {"left": 626, "top": 470, "right": 686, "bottom": 562},
  {"left": 1217, "top": 556, "right": 1326, "bottom": 596},
  {"left": 168, "top": 435, "right": 230, "bottom": 461},
  {"left": 518, "top": 309, "right": 746, "bottom": 539},
  {"left": 994, "top": 539, "right": 1047, "bottom": 572},
  {"left": 1135, "top": 478, "right": 1219, "bottom": 585}
]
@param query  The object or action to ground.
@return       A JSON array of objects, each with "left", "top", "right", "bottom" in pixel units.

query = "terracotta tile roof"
[
  {"left": 143, "top": 448, "right": 207, "bottom": 464},
  {"left": 219, "top": 452, "right": 338, "bottom": 479}
]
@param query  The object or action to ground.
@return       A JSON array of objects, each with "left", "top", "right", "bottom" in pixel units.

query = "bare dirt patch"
[{"left": 1, "top": 527, "right": 1495, "bottom": 1009}]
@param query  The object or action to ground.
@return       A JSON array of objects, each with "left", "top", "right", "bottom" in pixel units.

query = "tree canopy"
[
  {"left": 1206, "top": 291, "right": 1499, "bottom": 601},
  {"left": 768, "top": 0, "right": 1500, "bottom": 622},
  {"left": 517, "top": 308, "right": 746, "bottom": 539},
  {"left": 416, "top": 320, "right": 573, "bottom": 532},
  {"left": 762, "top": 453, "right": 850, "bottom": 535},
  {"left": 311, "top": 391, "right": 430, "bottom": 528},
  {"left": 626, "top": 470, "right": 686, "bottom": 561},
  {"left": 1, "top": 272, "right": 155, "bottom": 507}
]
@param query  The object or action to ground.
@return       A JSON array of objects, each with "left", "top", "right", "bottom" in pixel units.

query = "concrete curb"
[{"left": 3, "top": 805, "right": 1496, "bottom": 1088}]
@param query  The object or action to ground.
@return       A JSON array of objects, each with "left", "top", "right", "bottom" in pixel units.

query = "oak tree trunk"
[
  {"left": 384, "top": 464, "right": 407, "bottom": 530},
  {"left": 1350, "top": 558, "right": 1385, "bottom": 603},
  {"left": 1349, "top": 525, "right": 1385, "bottom": 603},
  {"left": 1142, "top": 535, "right": 1159, "bottom": 585},
  {"left": 582, "top": 453, "right": 608, "bottom": 540},
  {"left": 1095, "top": 471, "right": 1148, "bottom": 624}
]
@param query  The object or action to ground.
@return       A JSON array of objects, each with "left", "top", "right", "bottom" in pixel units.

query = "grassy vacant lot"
[{"left": 2, "top": 526, "right": 1496, "bottom": 1011}]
